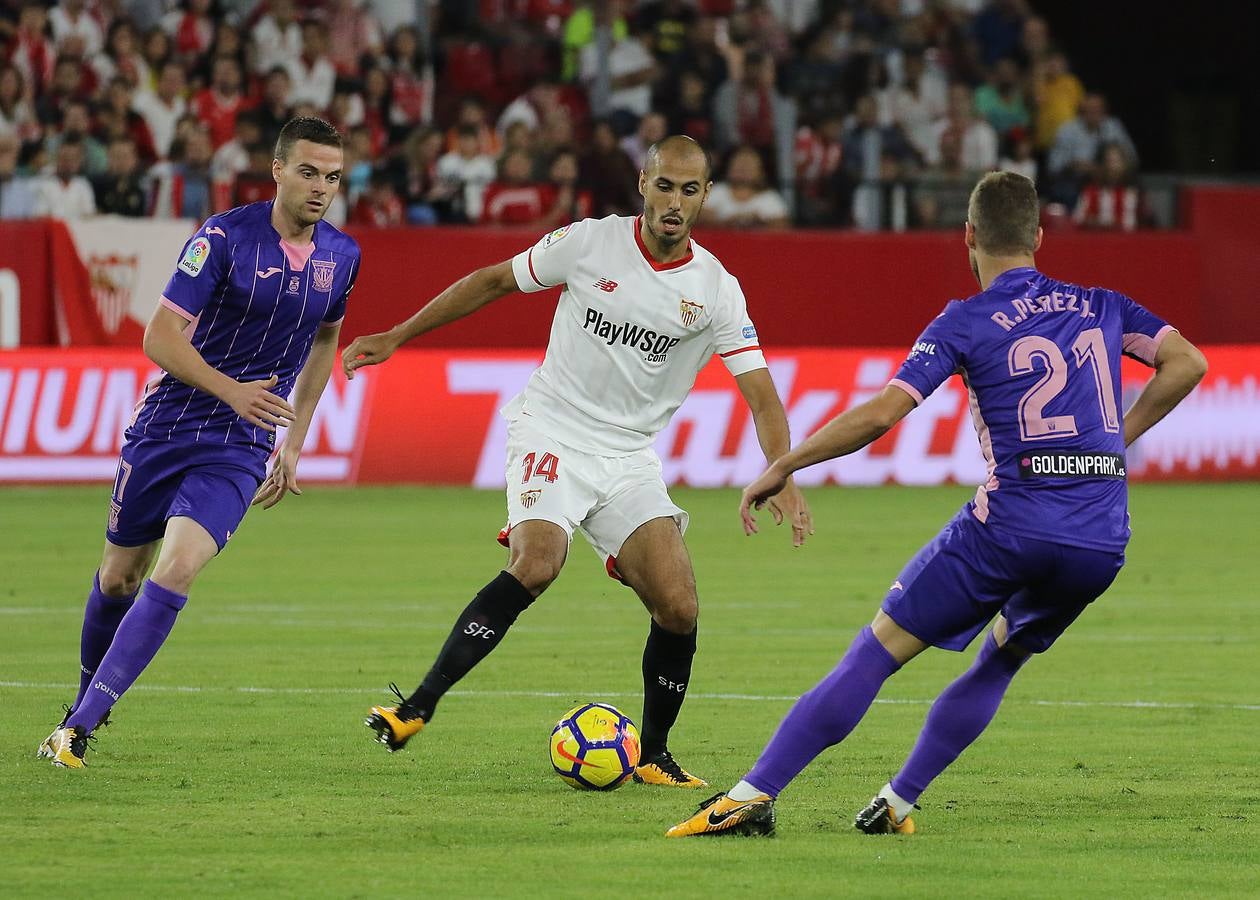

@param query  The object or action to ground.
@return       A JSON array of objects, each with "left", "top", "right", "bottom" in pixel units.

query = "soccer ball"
[{"left": 549, "top": 702, "right": 641, "bottom": 790}]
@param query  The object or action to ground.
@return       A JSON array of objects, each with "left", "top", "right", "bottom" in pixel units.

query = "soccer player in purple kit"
[
  {"left": 38, "top": 117, "right": 360, "bottom": 769},
  {"left": 667, "top": 171, "right": 1208, "bottom": 838}
]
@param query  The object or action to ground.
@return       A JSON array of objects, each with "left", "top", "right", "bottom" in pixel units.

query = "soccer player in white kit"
[{"left": 343, "top": 136, "right": 811, "bottom": 787}]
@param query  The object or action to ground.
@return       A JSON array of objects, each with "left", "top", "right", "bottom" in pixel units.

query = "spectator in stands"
[
  {"left": 343, "top": 124, "right": 374, "bottom": 205},
  {"left": 998, "top": 126, "right": 1037, "bottom": 183},
  {"left": 535, "top": 108, "right": 577, "bottom": 171},
  {"left": 579, "top": 10, "right": 658, "bottom": 131},
  {"left": 192, "top": 56, "right": 249, "bottom": 149},
  {"left": 562, "top": 1, "right": 629, "bottom": 83},
  {"left": 352, "top": 169, "right": 405, "bottom": 227},
  {"left": 34, "top": 56, "right": 90, "bottom": 129},
  {"left": 252, "top": 0, "right": 303, "bottom": 75},
  {"left": 46, "top": 100, "right": 107, "bottom": 175},
  {"left": 620, "top": 110, "right": 667, "bottom": 171},
  {"left": 742, "top": 0, "right": 792, "bottom": 63},
  {"left": 49, "top": 0, "right": 104, "bottom": 58},
  {"left": 1047, "top": 93, "right": 1138, "bottom": 202},
  {"left": 1073, "top": 141, "right": 1146, "bottom": 232},
  {"left": 1031, "top": 50, "right": 1083, "bottom": 153},
  {"left": 392, "top": 126, "right": 447, "bottom": 224},
  {"left": 231, "top": 144, "right": 277, "bottom": 207},
  {"left": 841, "top": 92, "right": 918, "bottom": 229},
  {"left": 579, "top": 118, "right": 638, "bottom": 216},
  {"left": 882, "top": 46, "right": 948, "bottom": 162},
  {"left": 445, "top": 96, "right": 501, "bottom": 157},
  {"left": 0, "top": 65, "right": 40, "bottom": 144},
  {"left": 927, "top": 83, "right": 998, "bottom": 172},
  {"left": 149, "top": 124, "right": 213, "bottom": 218},
  {"left": 101, "top": 77, "right": 158, "bottom": 164},
  {"left": 0, "top": 131, "right": 39, "bottom": 219},
  {"left": 141, "top": 27, "right": 172, "bottom": 87},
  {"left": 637, "top": 0, "right": 697, "bottom": 63},
  {"left": 974, "top": 57, "right": 1029, "bottom": 140},
  {"left": 702, "top": 145, "right": 790, "bottom": 230},
  {"left": 327, "top": 0, "right": 385, "bottom": 77},
  {"left": 502, "top": 120, "right": 537, "bottom": 161},
  {"left": 436, "top": 124, "right": 498, "bottom": 222},
  {"left": 481, "top": 147, "right": 551, "bottom": 225},
  {"left": 211, "top": 111, "right": 261, "bottom": 186},
  {"left": 93, "top": 19, "right": 150, "bottom": 91},
  {"left": 162, "top": 0, "right": 215, "bottom": 62},
  {"left": 11, "top": 5, "right": 56, "bottom": 98},
  {"left": 913, "top": 127, "right": 980, "bottom": 229},
  {"left": 660, "top": 69, "right": 713, "bottom": 146},
  {"left": 794, "top": 111, "right": 844, "bottom": 225},
  {"left": 287, "top": 21, "right": 337, "bottom": 113},
  {"left": 255, "top": 66, "right": 294, "bottom": 151},
  {"left": 385, "top": 26, "right": 435, "bottom": 132},
  {"left": 92, "top": 136, "right": 147, "bottom": 216},
  {"left": 713, "top": 50, "right": 795, "bottom": 203},
  {"left": 669, "top": 14, "right": 729, "bottom": 99},
  {"left": 970, "top": 0, "right": 1026, "bottom": 67},
  {"left": 33, "top": 135, "right": 96, "bottom": 218},
  {"left": 497, "top": 80, "right": 562, "bottom": 140},
  {"left": 1017, "top": 14, "right": 1051, "bottom": 69},
  {"left": 543, "top": 147, "right": 593, "bottom": 223}
]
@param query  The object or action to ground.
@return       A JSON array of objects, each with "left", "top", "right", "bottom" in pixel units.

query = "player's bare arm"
[
  {"left": 1122, "top": 331, "right": 1207, "bottom": 447},
  {"left": 342, "top": 260, "right": 519, "bottom": 378},
  {"left": 253, "top": 322, "right": 342, "bottom": 510},
  {"left": 142, "top": 304, "right": 297, "bottom": 432},
  {"left": 735, "top": 368, "right": 813, "bottom": 546},
  {"left": 741, "top": 386, "right": 915, "bottom": 535}
]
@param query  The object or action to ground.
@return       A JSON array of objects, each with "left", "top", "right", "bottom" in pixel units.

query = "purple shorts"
[
  {"left": 881, "top": 507, "right": 1125, "bottom": 653},
  {"left": 106, "top": 438, "right": 265, "bottom": 552}
]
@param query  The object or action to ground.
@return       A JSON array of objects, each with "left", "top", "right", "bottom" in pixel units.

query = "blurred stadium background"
[{"left": 0, "top": 0, "right": 1256, "bottom": 485}]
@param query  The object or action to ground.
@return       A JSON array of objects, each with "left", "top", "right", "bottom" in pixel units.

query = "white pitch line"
[{"left": 1, "top": 681, "right": 1257, "bottom": 712}]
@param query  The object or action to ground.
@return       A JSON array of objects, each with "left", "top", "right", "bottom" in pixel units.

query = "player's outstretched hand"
[
  {"left": 740, "top": 461, "right": 790, "bottom": 537},
  {"left": 225, "top": 375, "right": 296, "bottom": 432},
  {"left": 252, "top": 442, "right": 302, "bottom": 509},
  {"left": 766, "top": 479, "right": 814, "bottom": 548},
  {"left": 342, "top": 331, "right": 399, "bottom": 379}
]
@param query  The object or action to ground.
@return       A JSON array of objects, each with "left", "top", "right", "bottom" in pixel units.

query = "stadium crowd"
[{"left": 0, "top": 0, "right": 1146, "bottom": 231}]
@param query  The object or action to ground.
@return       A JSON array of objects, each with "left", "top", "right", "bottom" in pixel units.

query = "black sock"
[
  {"left": 640, "top": 619, "right": 698, "bottom": 759},
  {"left": 404, "top": 571, "right": 534, "bottom": 719}
]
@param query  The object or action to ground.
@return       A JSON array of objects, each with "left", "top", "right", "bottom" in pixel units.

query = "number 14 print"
[{"left": 521, "top": 451, "right": 559, "bottom": 484}]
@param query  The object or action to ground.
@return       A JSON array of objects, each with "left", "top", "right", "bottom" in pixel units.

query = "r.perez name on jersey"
[{"left": 583, "top": 308, "right": 681, "bottom": 362}]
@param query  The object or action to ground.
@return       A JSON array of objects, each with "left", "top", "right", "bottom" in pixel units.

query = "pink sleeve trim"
[
  {"left": 319, "top": 316, "right": 344, "bottom": 328},
  {"left": 526, "top": 248, "right": 548, "bottom": 288},
  {"left": 1123, "top": 324, "right": 1177, "bottom": 365},
  {"left": 159, "top": 295, "right": 196, "bottom": 322},
  {"left": 888, "top": 378, "right": 925, "bottom": 406}
]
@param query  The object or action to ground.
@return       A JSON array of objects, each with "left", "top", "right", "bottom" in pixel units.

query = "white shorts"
[{"left": 497, "top": 416, "right": 688, "bottom": 579}]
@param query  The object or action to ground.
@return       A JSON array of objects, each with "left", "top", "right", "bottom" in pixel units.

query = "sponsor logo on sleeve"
[
  {"left": 742, "top": 325, "right": 757, "bottom": 340},
  {"left": 543, "top": 225, "right": 570, "bottom": 247},
  {"left": 177, "top": 237, "right": 211, "bottom": 277}
]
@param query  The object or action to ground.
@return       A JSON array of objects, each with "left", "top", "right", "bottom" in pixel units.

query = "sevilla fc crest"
[
  {"left": 521, "top": 489, "right": 542, "bottom": 509},
  {"left": 311, "top": 259, "right": 337, "bottom": 293},
  {"left": 679, "top": 297, "right": 704, "bottom": 327}
]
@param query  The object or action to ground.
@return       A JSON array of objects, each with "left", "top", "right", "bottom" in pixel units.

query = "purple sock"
[
  {"left": 745, "top": 626, "right": 900, "bottom": 797},
  {"left": 890, "top": 631, "right": 1028, "bottom": 804},
  {"left": 70, "top": 573, "right": 138, "bottom": 713},
  {"left": 66, "top": 580, "right": 187, "bottom": 733}
]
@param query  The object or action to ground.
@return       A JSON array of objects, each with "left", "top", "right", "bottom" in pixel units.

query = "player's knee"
[
  {"left": 652, "top": 589, "right": 698, "bottom": 634},
  {"left": 97, "top": 566, "right": 143, "bottom": 598},
  {"left": 507, "top": 556, "right": 563, "bottom": 597},
  {"left": 149, "top": 557, "right": 202, "bottom": 595}
]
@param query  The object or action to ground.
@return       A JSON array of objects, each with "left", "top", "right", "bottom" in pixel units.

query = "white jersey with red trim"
[{"left": 508, "top": 214, "right": 766, "bottom": 455}]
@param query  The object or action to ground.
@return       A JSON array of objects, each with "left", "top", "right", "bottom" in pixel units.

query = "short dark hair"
[
  {"left": 968, "top": 171, "right": 1039, "bottom": 255},
  {"left": 274, "top": 116, "right": 342, "bottom": 161}
]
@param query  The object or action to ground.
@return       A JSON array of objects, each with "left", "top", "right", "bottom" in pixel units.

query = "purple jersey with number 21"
[{"left": 890, "top": 266, "right": 1173, "bottom": 552}]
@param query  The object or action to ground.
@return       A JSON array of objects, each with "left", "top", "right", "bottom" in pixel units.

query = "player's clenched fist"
[
  {"left": 224, "top": 374, "right": 296, "bottom": 431},
  {"left": 342, "top": 331, "right": 399, "bottom": 379}
]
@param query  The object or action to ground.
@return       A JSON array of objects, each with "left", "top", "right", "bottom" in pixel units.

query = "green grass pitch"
[{"left": 1, "top": 483, "right": 1257, "bottom": 898}]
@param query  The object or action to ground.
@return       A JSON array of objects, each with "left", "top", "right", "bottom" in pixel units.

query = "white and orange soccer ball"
[{"left": 549, "top": 702, "right": 641, "bottom": 790}]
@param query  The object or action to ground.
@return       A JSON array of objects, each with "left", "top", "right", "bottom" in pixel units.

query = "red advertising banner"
[{"left": 2, "top": 346, "right": 1257, "bottom": 485}]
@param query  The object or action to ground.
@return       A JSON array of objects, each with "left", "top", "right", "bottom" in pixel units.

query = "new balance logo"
[
  {"left": 594, "top": 278, "right": 618, "bottom": 293},
  {"left": 256, "top": 267, "right": 282, "bottom": 279}
]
